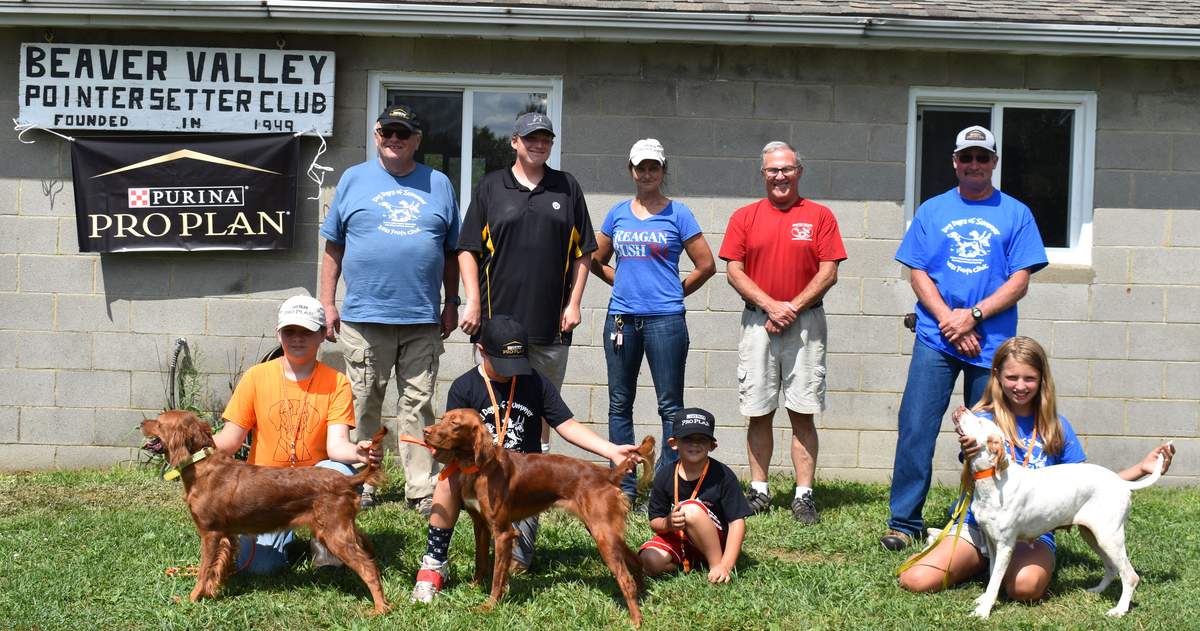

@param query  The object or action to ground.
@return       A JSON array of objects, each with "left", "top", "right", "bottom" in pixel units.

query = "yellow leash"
[{"left": 896, "top": 463, "right": 974, "bottom": 591}]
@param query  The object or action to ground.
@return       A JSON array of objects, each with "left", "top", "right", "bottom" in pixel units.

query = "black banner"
[{"left": 70, "top": 134, "right": 298, "bottom": 252}]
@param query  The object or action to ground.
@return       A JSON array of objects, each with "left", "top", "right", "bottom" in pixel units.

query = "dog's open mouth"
[{"left": 142, "top": 436, "right": 165, "bottom": 455}]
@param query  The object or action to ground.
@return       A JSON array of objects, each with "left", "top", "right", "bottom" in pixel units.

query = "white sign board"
[{"left": 18, "top": 43, "right": 334, "bottom": 134}]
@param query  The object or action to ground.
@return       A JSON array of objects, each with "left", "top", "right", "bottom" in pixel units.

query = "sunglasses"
[
  {"left": 377, "top": 127, "right": 413, "bottom": 140},
  {"left": 955, "top": 152, "right": 994, "bottom": 164}
]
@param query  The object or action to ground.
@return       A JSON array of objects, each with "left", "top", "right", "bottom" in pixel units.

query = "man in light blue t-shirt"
[
  {"left": 881, "top": 125, "right": 1047, "bottom": 551},
  {"left": 319, "top": 105, "right": 461, "bottom": 515}
]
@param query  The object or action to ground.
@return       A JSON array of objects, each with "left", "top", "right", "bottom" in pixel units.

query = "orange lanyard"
[
  {"left": 480, "top": 367, "right": 517, "bottom": 447},
  {"left": 672, "top": 460, "right": 709, "bottom": 573},
  {"left": 1009, "top": 424, "right": 1038, "bottom": 468}
]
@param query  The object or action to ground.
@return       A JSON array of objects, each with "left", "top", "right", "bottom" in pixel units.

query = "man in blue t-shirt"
[
  {"left": 881, "top": 125, "right": 1047, "bottom": 552},
  {"left": 319, "top": 105, "right": 461, "bottom": 515}
]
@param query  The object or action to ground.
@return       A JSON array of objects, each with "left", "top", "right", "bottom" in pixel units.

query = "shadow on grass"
[{"left": 1051, "top": 543, "right": 1180, "bottom": 593}]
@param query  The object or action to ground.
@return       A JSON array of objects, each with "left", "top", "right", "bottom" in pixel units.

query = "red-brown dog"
[
  {"left": 424, "top": 408, "right": 655, "bottom": 626},
  {"left": 141, "top": 410, "right": 390, "bottom": 614}
]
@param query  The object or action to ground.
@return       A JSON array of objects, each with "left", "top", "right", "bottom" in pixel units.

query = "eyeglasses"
[
  {"left": 761, "top": 165, "right": 801, "bottom": 177},
  {"left": 955, "top": 152, "right": 994, "bottom": 164},
  {"left": 377, "top": 127, "right": 413, "bottom": 140}
]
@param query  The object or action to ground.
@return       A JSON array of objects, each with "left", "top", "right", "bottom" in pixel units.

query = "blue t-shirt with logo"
[
  {"left": 320, "top": 161, "right": 460, "bottom": 324},
  {"left": 964, "top": 411, "right": 1086, "bottom": 551},
  {"left": 895, "top": 188, "right": 1047, "bottom": 368},
  {"left": 601, "top": 199, "right": 702, "bottom": 315}
]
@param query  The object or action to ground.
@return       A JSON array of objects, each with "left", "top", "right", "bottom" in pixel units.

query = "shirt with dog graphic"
[
  {"left": 962, "top": 411, "right": 1085, "bottom": 551},
  {"left": 222, "top": 359, "right": 356, "bottom": 468},
  {"left": 445, "top": 366, "right": 572, "bottom": 454}
]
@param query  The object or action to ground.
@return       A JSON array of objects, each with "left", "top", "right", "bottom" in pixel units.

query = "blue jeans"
[
  {"left": 887, "top": 339, "right": 990, "bottom": 537},
  {"left": 236, "top": 459, "right": 357, "bottom": 575},
  {"left": 604, "top": 313, "right": 689, "bottom": 498}
]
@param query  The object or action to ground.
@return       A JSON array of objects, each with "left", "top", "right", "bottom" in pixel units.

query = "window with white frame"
[
  {"left": 367, "top": 73, "right": 562, "bottom": 213},
  {"left": 905, "top": 88, "right": 1097, "bottom": 265}
]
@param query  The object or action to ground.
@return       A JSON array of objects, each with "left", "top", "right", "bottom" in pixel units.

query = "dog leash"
[
  {"left": 672, "top": 460, "right": 709, "bottom": 574},
  {"left": 896, "top": 462, "right": 974, "bottom": 590},
  {"left": 481, "top": 370, "right": 518, "bottom": 448},
  {"left": 394, "top": 433, "right": 477, "bottom": 480}
]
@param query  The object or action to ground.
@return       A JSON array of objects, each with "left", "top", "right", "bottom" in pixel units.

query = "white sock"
[
  {"left": 795, "top": 486, "right": 813, "bottom": 498},
  {"left": 540, "top": 442, "right": 551, "bottom": 454},
  {"left": 750, "top": 481, "right": 768, "bottom": 495},
  {"left": 362, "top": 483, "right": 376, "bottom": 495}
]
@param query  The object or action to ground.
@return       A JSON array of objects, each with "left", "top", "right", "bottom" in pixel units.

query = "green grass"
[{"left": 1, "top": 468, "right": 1196, "bottom": 630}]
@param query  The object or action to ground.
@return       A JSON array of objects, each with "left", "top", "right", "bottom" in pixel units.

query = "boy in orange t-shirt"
[{"left": 212, "top": 296, "right": 382, "bottom": 575}]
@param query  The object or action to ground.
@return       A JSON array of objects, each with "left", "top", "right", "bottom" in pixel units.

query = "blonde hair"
[{"left": 971, "top": 336, "right": 1065, "bottom": 456}]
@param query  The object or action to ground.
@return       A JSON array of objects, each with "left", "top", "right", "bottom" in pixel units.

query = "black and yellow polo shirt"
[{"left": 459, "top": 166, "right": 597, "bottom": 345}]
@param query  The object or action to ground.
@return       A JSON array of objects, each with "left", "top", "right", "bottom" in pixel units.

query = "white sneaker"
[
  {"left": 410, "top": 554, "right": 448, "bottom": 603},
  {"left": 310, "top": 539, "right": 343, "bottom": 569}
]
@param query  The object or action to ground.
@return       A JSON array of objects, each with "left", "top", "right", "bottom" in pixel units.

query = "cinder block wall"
[{"left": 0, "top": 28, "right": 1196, "bottom": 485}]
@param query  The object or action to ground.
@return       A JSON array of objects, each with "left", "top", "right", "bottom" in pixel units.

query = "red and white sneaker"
[{"left": 410, "top": 554, "right": 448, "bottom": 603}]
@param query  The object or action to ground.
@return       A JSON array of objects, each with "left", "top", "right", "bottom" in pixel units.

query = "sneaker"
[
  {"left": 411, "top": 495, "right": 434, "bottom": 518},
  {"left": 791, "top": 492, "right": 820, "bottom": 524},
  {"left": 746, "top": 489, "right": 771, "bottom": 515},
  {"left": 410, "top": 554, "right": 448, "bottom": 603},
  {"left": 310, "top": 539, "right": 344, "bottom": 569},
  {"left": 880, "top": 529, "right": 915, "bottom": 551},
  {"left": 360, "top": 490, "right": 378, "bottom": 511}
]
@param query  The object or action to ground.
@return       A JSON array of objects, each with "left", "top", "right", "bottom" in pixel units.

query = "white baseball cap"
[
  {"left": 955, "top": 125, "right": 997, "bottom": 153},
  {"left": 276, "top": 296, "right": 326, "bottom": 332},
  {"left": 629, "top": 138, "right": 666, "bottom": 165}
]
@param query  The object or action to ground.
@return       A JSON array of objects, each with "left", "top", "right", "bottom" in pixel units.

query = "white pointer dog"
[{"left": 954, "top": 409, "right": 1165, "bottom": 618}]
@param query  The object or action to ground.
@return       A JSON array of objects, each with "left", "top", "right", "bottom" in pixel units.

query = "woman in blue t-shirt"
[
  {"left": 898, "top": 336, "right": 1175, "bottom": 602},
  {"left": 590, "top": 138, "right": 716, "bottom": 501}
]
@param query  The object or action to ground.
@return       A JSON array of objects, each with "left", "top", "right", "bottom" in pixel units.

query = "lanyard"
[
  {"left": 672, "top": 459, "right": 709, "bottom": 573},
  {"left": 480, "top": 366, "right": 518, "bottom": 447},
  {"left": 1009, "top": 424, "right": 1038, "bottom": 468}
]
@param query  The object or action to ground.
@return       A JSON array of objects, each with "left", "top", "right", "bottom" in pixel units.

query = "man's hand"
[
  {"left": 707, "top": 561, "right": 733, "bottom": 584},
  {"left": 938, "top": 308, "right": 977, "bottom": 343},
  {"left": 439, "top": 303, "right": 458, "bottom": 339},
  {"left": 765, "top": 300, "right": 797, "bottom": 329},
  {"left": 322, "top": 302, "right": 341, "bottom": 342},
  {"left": 460, "top": 299, "right": 482, "bottom": 336},
  {"left": 952, "top": 332, "right": 982, "bottom": 358},
  {"left": 561, "top": 303, "right": 582, "bottom": 333}
]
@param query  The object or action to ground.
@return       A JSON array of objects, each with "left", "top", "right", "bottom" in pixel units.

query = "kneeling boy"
[{"left": 640, "top": 408, "right": 750, "bottom": 583}]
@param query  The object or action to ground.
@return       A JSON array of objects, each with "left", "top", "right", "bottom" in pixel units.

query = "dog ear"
[
  {"left": 183, "top": 412, "right": 217, "bottom": 452},
  {"left": 470, "top": 412, "right": 496, "bottom": 466},
  {"left": 987, "top": 434, "right": 1009, "bottom": 472}
]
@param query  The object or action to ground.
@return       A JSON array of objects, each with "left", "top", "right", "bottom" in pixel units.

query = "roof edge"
[{"left": 5, "top": 1, "right": 1200, "bottom": 59}]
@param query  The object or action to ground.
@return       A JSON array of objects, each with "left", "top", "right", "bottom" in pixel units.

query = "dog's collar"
[
  {"left": 973, "top": 467, "right": 996, "bottom": 480},
  {"left": 163, "top": 447, "right": 215, "bottom": 481},
  {"left": 438, "top": 460, "right": 480, "bottom": 481}
]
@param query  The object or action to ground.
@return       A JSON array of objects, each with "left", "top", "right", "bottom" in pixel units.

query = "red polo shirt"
[{"left": 719, "top": 198, "right": 847, "bottom": 301}]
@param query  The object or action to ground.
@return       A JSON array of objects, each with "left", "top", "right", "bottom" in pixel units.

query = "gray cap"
[{"left": 514, "top": 112, "right": 554, "bottom": 138}]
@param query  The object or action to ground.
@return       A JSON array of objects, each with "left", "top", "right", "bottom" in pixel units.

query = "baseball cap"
[
  {"left": 513, "top": 112, "right": 555, "bottom": 138},
  {"left": 377, "top": 105, "right": 421, "bottom": 132},
  {"left": 629, "top": 138, "right": 666, "bottom": 166},
  {"left": 473, "top": 315, "right": 532, "bottom": 377},
  {"left": 673, "top": 408, "right": 716, "bottom": 441},
  {"left": 277, "top": 296, "right": 326, "bottom": 332},
  {"left": 954, "top": 125, "right": 996, "bottom": 153}
]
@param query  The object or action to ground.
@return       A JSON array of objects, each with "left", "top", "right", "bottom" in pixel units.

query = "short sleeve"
[
  {"left": 573, "top": 178, "right": 597, "bottom": 255},
  {"left": 221, "top": 365, "right": 260, "bottom": 431},
  {"left": 895, "top": 205, "right": 930, "bottom": 271},
  {"left": 1057, "top": 416, "right": 1087, "bottom": 464},
  {"left": 718, "top": 465, "right": 753, "bottom": 521},
  {"left": 600, "top": 203, "right": 619, "bottom": 238},
  {"left": 718, "top": 206, "right": 748, "bottom": 262},
  {"left": 1005, "top": 204, "right": 1049, "bottom": 276},
  {"left": 676, "top": 202, "right": 703, "bottom": 242},
  {"left": 318, "top": 174, "right": 350, "bottom": 245},
  {"left": 446, "top": 372, "right": 474, "bottom": 411},
  {"left": 457, "top": 180, "right": 486, "bottom": 253},
  {"left": 325, "top": 371, "right": 356, "bottom": 428},
  {"left": 815, "top": 206, "right": 848, "bottom": 262},
  {"left": 443, "top": 176, "right": 462, "bottom": 253},
  {"left": 646, "top": 466, "right": 674, "bottom": 521},
  {"left": 538, "top": 373, "right": 573, "bottom": 427}
]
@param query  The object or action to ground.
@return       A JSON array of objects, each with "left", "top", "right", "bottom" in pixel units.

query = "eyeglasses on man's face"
[
  {"left": 761, "top": 165, "right": 801, "bottom": 177},
  {"left": 376, "top": 127, "right": 413, "bottom": 140}
]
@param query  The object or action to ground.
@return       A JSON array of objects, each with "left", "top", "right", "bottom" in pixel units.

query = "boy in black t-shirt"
[
  {"left": 411, "top": 315, "right": 641, "bottom": 603},
  {"left": 640, "top": 408, "right": 751, "bottom": 583}
]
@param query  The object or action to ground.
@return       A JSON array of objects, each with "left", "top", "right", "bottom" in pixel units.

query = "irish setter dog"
[
  {"left": 424, "top": 408, "right": 655, "bottom": 626},
  {"left": 141, "top": 410, "right": 390, "bottom": 614}
]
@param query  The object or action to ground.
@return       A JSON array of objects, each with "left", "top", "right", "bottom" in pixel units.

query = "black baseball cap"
[
  {"left": 513, "top": 111, "right": 555, "bottom": 138},
  {"left": 377, "top": 105, "right": 421, "bottom": 132},
  {"left": 473, "top": 315, "right": 532, "bottom": 377},
  {"left": 673, "top": 408, "right": 716, "bottom": 441}
]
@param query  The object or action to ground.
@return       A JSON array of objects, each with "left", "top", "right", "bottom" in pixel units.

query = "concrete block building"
[{"left": 0, "top": 0, "right": 1196, "bottom": 485}]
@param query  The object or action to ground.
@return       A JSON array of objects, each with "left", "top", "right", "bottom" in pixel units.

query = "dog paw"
[
  {"left": 1106, "top": 606, "right": 1128, "bottom": 617},
  {"left": 971, "top": 605, "right": 993, "bottom": 619}
]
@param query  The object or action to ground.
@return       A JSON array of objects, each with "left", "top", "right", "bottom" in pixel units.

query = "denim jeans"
[
  {"left": 887, "top": 339, "right": 990, "bottom": 537},
  {"left": 604, "top": 312, "right": 689, "bottom": 498}
]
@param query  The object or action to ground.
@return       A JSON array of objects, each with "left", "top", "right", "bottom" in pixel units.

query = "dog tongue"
[{"left": 142, "top": 437, "right": 165, "bottom": 454}]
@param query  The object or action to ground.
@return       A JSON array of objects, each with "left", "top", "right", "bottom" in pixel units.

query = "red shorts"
[{"left": 639, "top": 499, "right": 726, "bottom": 570}]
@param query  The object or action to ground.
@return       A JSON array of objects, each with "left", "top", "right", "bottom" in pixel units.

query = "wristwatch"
[
  {"left": 971, "top": 306, "right": 984, "bottom": 322},
  {"left": 445, "top": 295, "right": 461, "bottom": 306}
]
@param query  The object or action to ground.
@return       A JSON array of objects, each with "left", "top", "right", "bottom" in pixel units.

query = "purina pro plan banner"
[
  {"left": 70, "top": 134, "right": 299, "bottom": 252},
  {"left": 19, "top": 43, "right": 334, "bottom": 134}
]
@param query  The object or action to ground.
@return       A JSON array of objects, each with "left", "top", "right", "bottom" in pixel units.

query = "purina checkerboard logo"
[{"left": 126, "top": 186, "right": 246, "bottom": 209}]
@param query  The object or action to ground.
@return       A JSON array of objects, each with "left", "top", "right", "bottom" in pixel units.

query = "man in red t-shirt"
[{"left": 718, "top": 141, "right": 847, "bottom": 524}]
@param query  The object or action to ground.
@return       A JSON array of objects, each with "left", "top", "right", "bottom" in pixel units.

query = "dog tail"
[
  {"left": 610, "top": 436, "right": 656, "bottom": 494},
  {"left": 350, "top": 427, "right": 389, "bottom": 490},
  {"left": 1126, "top": 452, "right": 1165, "bottom": 491}
]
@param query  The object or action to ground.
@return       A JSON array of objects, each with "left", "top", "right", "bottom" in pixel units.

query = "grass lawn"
[{"left": 1, "top": 466, "right": 1195, "bottom": 631}]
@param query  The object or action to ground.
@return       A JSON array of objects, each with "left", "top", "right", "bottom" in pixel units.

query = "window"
[
  {"left": 367, "top": 73, "right": 562, "bottom": 212},
  {"left": 905, "top": 88, "right": 1097, "bottom": 265}
]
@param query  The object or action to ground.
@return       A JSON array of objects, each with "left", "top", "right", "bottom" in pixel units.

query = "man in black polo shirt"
[{"left": 458, "top": 111, "right": 596, "bottom": 451}]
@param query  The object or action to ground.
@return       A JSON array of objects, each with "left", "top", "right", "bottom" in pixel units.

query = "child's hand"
[
  {"left": 1140, "top": 442, "right": 1175, "bottom": 476},
  {"left": 707, "top": 562, "right": 732, "bottom": 583},
  {"left": 958, "top": 433, "right": 981, "bottom": 459},
  {"left": 669, "top": 504, "right": 686, "bottom": 530}
]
